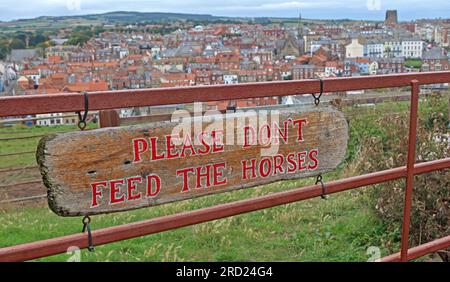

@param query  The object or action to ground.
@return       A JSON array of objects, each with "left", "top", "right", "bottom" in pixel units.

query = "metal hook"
[
  {"left": 82, "top": 216, "right": 95, "bottom": 252},
  {"left": 312, "top": 78, "right": 324, "bottom": 106},
  {"left": 77, "top": 92, "right": 89, "bottom": 131},
  {"left": 316, "top": 174, "right": 327, "bottom": 200}
]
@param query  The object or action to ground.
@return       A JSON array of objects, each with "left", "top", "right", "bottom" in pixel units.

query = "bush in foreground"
[{"left": 352, "top": 94, "right": 449, "bottom": 260}]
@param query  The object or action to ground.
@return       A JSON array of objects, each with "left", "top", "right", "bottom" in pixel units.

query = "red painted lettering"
[
  {"left": 127, "top": 177, "right": 142, "bottom": 201},
  {"left": 196, "top": 165, "right": 211, "bottom": 189},
  {"left": 177, "top": 168, "right": 195, "bottom": 192},
  {"left": 242, "top": 159, "right": 257, "bottom": 180},
  {"left": 110, "top": 179, "right": 125, "bottom": 204},
  {"left": 287, "top": 153, "right": 297, "bottom": 173},
  {"left": 308, "top": 149, "right": 319, "bottom": 170},
  {"left": 243, "top": 126, "right": 256, "bottom": 148},
  {"left": 274, "top": 119, "right": 291, "bottom": 144},
  {"left": 132, "top": 138, "right": 149, "bottom": 163},
  {"left": 91, "top": 181, "right": 107, "bottom": 208},
  {"left": 273, "top": 155, "right": 285, "bottom": 175},
  {"left": 259, "top": 124, "right": 271, "bottom": 146},
  {"left": 293, "top": 119, "right": 308, "bottom": 142},
  {"left": 146, "top": 175, "right": 161, "bottom": 197},
  {"left": 213, "top": 163, "right": 227, "bottom": 186},
  {"left": 212, "top": 130, "right": 225, "bottom": 153},
  {"left": 150, "top": 137, "right": 166, "bottom": 161},
  {"left": 197, "top": 132, "right": 211, "bottom": 155},
  {"left": 180, "top": 134, "right": 197, "bottom": 157},
  {"left": 259, "top": 157, "right": 272, "bottom": 178},
  {"left": 166, "top": 135, "right": 180, "bottom": 159},
  {"left": 298, "top": 151, "right": 308, "bottom": 171}
]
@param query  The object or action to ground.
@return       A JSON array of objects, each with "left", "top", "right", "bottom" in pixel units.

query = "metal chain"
[
  {"left": 77, "top": 92, "right": 89, "bottom": 131},
  {"left": 76, "top": 91, "right": 94, "bottom": 252},
  {"left": 315, "top": 174, "right": 328, "bottom": 200},
  {"left": 82, "top": 216, "right": 95, "bottom": 252},
  {"left": 311, "top": 78, "right": 324, "bottom": 106}
]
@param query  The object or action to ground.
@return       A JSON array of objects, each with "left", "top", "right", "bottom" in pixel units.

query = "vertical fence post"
[
  {"left": 99, "top": 110, "right": 121, "bottom": 128},
  {"left": 400, "top": 80, "right": 420, "bottom": 262}
]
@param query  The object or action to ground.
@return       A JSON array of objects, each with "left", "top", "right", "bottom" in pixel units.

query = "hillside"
[
  {"left": 0, "top": 11, "right": 365, "bottom": 32},
  {"left": 0, "top": 11, "right": 241, "bottom": 32},
  {"left": 40, "top": 11, "right": 226, "bottom": 23}
]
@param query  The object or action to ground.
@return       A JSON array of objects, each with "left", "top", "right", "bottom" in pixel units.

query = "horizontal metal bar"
[
  {"left": 0, "top": 132, "right": 40, "bottom": 135},
  {"left": 0, "top": 158, "right": 448, "bottom": 262},
  {"left": 0, "top": 194, "right": 46, "bottom": 204},
  {"left": 0, "top": 180, "right": 42, "bottom": 189},
  {"left": 0, "top": 151, "right": 36, "bottom": 157},
  {"left": 0, "top": 114, "right": 81, "bottom": 125},
  {"left": 0, "top": 166, "right": 38, "bottom": 174},
  {"left": 1, "top": 72, "right": 449, "bottom": 118},
  {"left": 0, "top": 135, "right": 47, "bottom": 141},
  {"left": 381, "top": 235, "right": 450, "bottom": 262}
]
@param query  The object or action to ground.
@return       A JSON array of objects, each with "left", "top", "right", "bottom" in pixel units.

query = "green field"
[
  {"left": 0, "top": 179, "right": 392, "bottom": 262},
  {"left": 405, "top": 59, "right": 422, "bottom": 69},
  {"left": 0, "top": 124, "right": 97, "bottom": 169},
  {"left": 0, "top": 97, "right": 447, "bottom": 262}
]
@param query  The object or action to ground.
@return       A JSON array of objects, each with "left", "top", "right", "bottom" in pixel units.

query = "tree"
[
  {"left": 29, "top": 33, "right": 48, "bottom": 46},
  {"left": 0, "top": 46, "right": 8, "bottom": 60},
  {"left": 37, "top": 40, "right": 55, "bottom": 49},
  {"left": 0, "top": 39, "right": 10, "bottom": 59},
  {"left": 9, "top": 38, "right": 26, "bottom": 49}
]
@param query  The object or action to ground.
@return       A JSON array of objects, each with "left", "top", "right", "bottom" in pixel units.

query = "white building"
[
  {"left": 324, "top": 61, "right": 340, "bottom": 77},
  {"left": 364, "top": 40, "right": 385, "bottom": 58},
  {"left": 401, "top": 39, "right": 423, "bottom": 58},
  {"left": 224, "top": 74, "right": 238, "bottom": 84},
  {"left": 151, "top": 46, "right": 162, "bottom": 58},
  {"left": 309, "top": 39, "right": 332, "bottom": 55},
  {"left": 416, "top": 24, "right": 434, "bottom": 42},
  {"left": 384, "top": 40, "right": 403, "bottom": 58},
  {"left": 37, "top": 113, "right": 64, "bottom": 127},
  {"left": 345, "top": 39, "right": 364, "bottom": 58},
  {"left": 120, "top": 109, "right": 134, "bottom": 118},
  {"left": 119, "top": 48, "right": 129, "bottom": 59}
]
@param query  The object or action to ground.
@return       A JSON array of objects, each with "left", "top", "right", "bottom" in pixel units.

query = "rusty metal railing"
[{"left": 0, "top": 71, "right": 449, "bottom": 262}]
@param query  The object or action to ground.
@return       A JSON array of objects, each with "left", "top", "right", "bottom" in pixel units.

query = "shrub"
[{"left": 352, "top": 94, "right": 450, "bottom": 260}]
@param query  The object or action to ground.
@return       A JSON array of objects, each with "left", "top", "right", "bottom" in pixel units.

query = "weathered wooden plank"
[
  {"left": 99, "top": 110, "right": 121, "bottom": 128},
  {"left": 37, "top": 105, "right": 348, "bottom": 216}
]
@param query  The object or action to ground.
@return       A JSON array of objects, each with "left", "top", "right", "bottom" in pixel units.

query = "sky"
[{"left": 0, "top": 0, "right": 449, "bottom": 22}]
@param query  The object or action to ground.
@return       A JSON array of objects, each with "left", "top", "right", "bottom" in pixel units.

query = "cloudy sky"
[{"left": 0, "top": 0, "right": 449, "bottom": 21}]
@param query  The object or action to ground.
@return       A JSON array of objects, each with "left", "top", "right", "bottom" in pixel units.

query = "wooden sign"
[{"left": 37, "top": 106, "right": 348, "bottom": 217}]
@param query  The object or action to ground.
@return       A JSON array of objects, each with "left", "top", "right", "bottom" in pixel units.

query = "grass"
[
  {"left": 405, "top": 59, "right": 422, "bottom": 69},
  {"left": 1, "top": 94, "right": 448, "bottom": 262},
  {"left": 0, "top": 180, "right": 392, "bottom": 262},
  {"left": 0, "top": 124, "right": 97, "bottom": 169}
]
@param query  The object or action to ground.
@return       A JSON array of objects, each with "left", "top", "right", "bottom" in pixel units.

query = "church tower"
[
  {"left": 297, "top": 12, "right": 304, "bottom": 55},
  {"left": 297, "top": 12, "right": 304, "bottom": 39}
]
